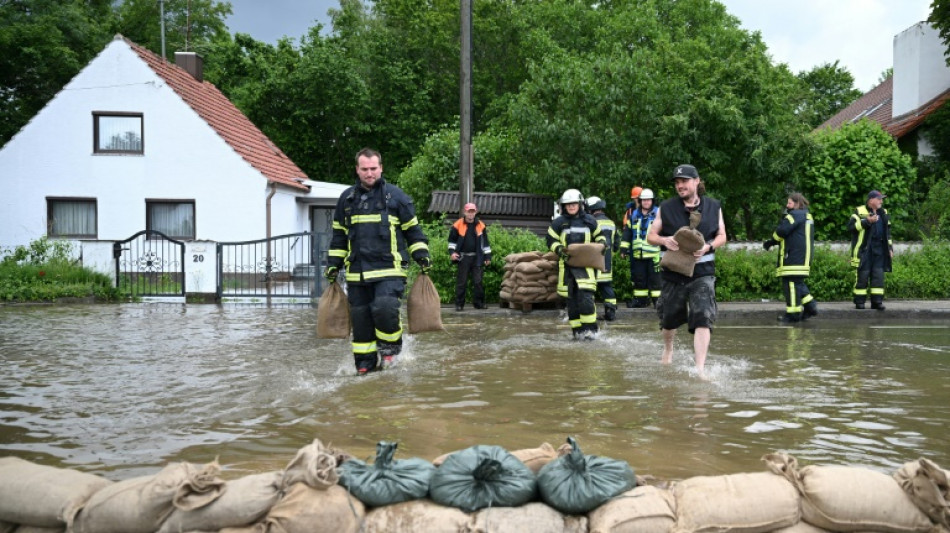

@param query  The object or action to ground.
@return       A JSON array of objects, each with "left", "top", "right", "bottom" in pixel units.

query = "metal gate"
[
  {"left": 216, "top": 232, "right": 327, "bottom": 305},
  {"left": 114, "top": 230, "right": 186, "bottom": 300}
]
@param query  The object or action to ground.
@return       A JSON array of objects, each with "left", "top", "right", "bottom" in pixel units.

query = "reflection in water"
[{"left": 0, "top": 304, "right": 948, "bottom": 480}]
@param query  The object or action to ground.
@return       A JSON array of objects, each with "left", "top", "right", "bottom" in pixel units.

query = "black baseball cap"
[{"left": 672, "top": 164, "right": 699, "bottom": 179}]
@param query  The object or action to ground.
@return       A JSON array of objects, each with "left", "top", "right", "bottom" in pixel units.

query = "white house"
[{"left": 0, "top": 35, "right": 347, "bottom": 295}]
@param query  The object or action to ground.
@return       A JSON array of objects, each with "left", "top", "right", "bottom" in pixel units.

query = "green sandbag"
[
  {"left": 429, "top": 445, "right": 538, "bottom": 512},
  {"left": 537, "top": 437, "right": 636, "bottom": 515},
  {"left": 337, "top": 441, "right": 435, "bottom": 508}
]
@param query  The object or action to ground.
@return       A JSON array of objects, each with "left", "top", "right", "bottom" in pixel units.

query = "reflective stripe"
[
  {"left": 569, "top": 318, "right": 582, "bottom": 328},
  {"left": 376, "top": 328, "right": 402, "bottom": 342},
  {"left": 352, "top": 341, "right": 376, "bottom": 354},
  {"left": 345, "top": 268, "right": 406, "bottom": 282},
  {"left": 400, "top": 217, "right": 420, "bottom": 231},
  {"left": 332, "top": 221, "right": 348, "bottom": 232},
  {"left": 579, "top": 312, "right": 597, "bottom": 325},
  {"left": 328, "top": 249, "right": 347, "bottom": 258},
  {"left": 351, "top": 214, "right": 382, "bottom": 223},
  {"left": 408, "top": 242, "right": 428, "bottom": 254}
]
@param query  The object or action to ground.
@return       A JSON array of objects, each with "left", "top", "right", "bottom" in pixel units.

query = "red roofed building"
[
  {"left": 816, "top": 22, "right": 950, "bottom": 159},
  {"left": 0, "top": 36, "right": 346, "bottom": 295}
]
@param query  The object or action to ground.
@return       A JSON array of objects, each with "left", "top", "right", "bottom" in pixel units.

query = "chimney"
[
  {"left": 174, "top": 51, "right": 203, "bottom": 82},
  {"left": 892, "top": 22, "right": 950, "bottom": 118}
]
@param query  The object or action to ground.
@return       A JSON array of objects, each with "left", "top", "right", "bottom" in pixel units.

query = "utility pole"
[
  {"left": 159, "top": 0, "right": 166, "bottom": 58},
  {"left": 459, "top": 0, "right": 473, "bottom": 213}
]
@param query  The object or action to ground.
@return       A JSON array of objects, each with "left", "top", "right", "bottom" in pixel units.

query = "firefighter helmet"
[
  {"left": 630, "top": 186, "right": 643, "bottom": 199},
  {"left": 640, "top": 188, "right": 654, "bottom": 200},
  {"left": 558, "top": 188, "right": 584, "bottom": 205},
  {"left": 586, "top": 196, "right": 606, "bottom": 212}
]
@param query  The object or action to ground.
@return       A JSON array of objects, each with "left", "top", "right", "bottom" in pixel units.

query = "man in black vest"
[{"left": 646, "top": 164, "right": 726, "bottom": 375}]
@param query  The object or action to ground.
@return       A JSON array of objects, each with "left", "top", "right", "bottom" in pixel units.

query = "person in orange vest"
[
  {"left": 448, "top": 203, "right": 492, "bottom": 310},
  {"left": 621, "top": 186, "right": 643, "bottom": 229}
]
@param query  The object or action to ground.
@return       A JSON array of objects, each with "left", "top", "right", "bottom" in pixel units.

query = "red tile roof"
[
  {"left": 815, "top": 75, "right": 950, "bottom": 140},
  {"left": 123, "top": 36, "right": 308, "bottom": 191}
]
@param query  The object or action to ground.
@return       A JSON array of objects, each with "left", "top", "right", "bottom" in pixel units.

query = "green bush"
[
  {"left": 0, "top": 238, "right": 119, "bottom": 302},
  {"left": 889, "top": 240, "right": 950, "bottom": 299}
]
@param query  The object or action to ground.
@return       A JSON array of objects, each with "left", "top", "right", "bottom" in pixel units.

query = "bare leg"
[
  {"left": 661, "top": 328, "right": 676, "bottom": 364},
  {"left": 693, "top": 327, "right": 710, "bottom": 374}
]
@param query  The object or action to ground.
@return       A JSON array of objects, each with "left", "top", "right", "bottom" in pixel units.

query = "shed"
[{"left": 428, "top": 191, "right": 555, "bottom": 237}]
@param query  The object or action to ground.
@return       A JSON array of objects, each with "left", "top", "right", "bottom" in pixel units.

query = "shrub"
[{"left": 0, "top": 238, "right": 119, "bottom": 302}]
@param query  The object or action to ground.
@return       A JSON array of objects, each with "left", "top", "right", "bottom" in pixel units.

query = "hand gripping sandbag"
[
  {"left": 565, "top": 242, "right": 606, "bottom": 270},
  {"left": 316, "top": 280, "right": 350, "bottom": 339},
  {"left": 428, "top": 444, "right": 538, "bottom": 512},
  {"left": 407, "top": 273, "right": 444, "bottom": 333},
  {"left": 337, "top": 441, "right": 435, "bottom": 507},
  {"left": 659, "top": 226, "right": 705, "bottom": 277},
  {"left": 537, "top": 437, "right": 636, "bottom": 515}
]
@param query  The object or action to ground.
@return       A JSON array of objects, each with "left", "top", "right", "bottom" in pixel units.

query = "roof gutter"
[{"left": 265, "top": 181, "right": 277, "bottom": 305}]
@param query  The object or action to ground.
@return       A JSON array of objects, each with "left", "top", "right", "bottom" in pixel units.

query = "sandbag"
[
  {"left": 11, "top": 527, "right": 65, "bottom": 533},
  {"left": 764, "top": 452, "right": 934, "bottom": 533},
  {"left": 770, "top": 523, "right": 832, "bottom": 532},
  {"left": 659, "top": 227, "right": 705, "bottom": 277},
  {"left": 470, "top": 502, "right": 588, "bottom": 533},
  {"left": 429, "top": 445, "right": 537, "bottom": 512},
  {"left": 73, "top": 461, "right": 221, "bottom": 533},
  {"left": 506, "top": 251, "right": 543, "bottom": 263},
  {"left": 894, "top": 458, "right": 950, "bottom": 529},
  {"left": 565, "top": 243, "right": 606, "bottom": 270},
  {"left": 588, "top": 485, "right": 677, "bottom": 533},
  {"left": 0, "top": 457, "right": 112, "bottom": 528},
  {"left": 510, "top": 443, "right": 559, "bottom": 474},
  {"left": 407, "top": 273, "right": 444, "bottom": 333},
  {"left": 281, "top": 438, "right": 342, "bottom": 490},
  {"left": 337, "top": 441, "right": 435, "bottom": 507},
  {"left": 361, "top": 500, "right": 471, "bottom": 533},
  {"left": 316, "top": 281, "right": 350, "bottom": 339},
  {"left": 514, "top": 261, "right": 544, "bottom": 274},
  {"left": 264, "top": 483, "right": 364, "bottom": 533},
  {"left": 672, "top": 471, "right": 799, "bottom": 533},
  {"left": 537, "top": 437, "right": 636, "bottom": 515},
  {"left": 157, "top": 471, "right": 282, "bottom": 533}
]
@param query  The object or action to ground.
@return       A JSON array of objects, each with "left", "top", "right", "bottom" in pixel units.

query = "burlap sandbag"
[
  {"left": 510, "top": 443, "right": 559, "bottom": 474},
  {"left": 407, "top": 273, "right": 444, "bottom": 334},
  {"left": 470, "top": 502, "right": 588, "bottom": 533},
  {"left": 361, "top": 500, "right": 471, "bottom": 533},
  {"left": 157, "top": 471, "right": 282, "bottom": 533},
  {"left": 12, "top": 527, "right": 66, "bottom": 533},
  {"left": 588, "top": 485, "right": 677, "bottom": 533},
  {"left": 514, "top": 261, "right": 544, "bottom": 274},
  {"left": 74, "top": 461, "right": 221, "bottom": 533},
  {"left": 264, "top": 483, "right": 364, "bottom": 533},
  {"left": 659, "top": 227, "right": 705, "bottom": 277},
  {"left": 281, "top": 438, "right": 342, "bottom": 490},
  {"left": 771, "top": 523, "right": 832, "bottom": 532},
  {"left": 565, "top": 243, "right": 606, "bottom": 270},
  {"left": 671, "top": 471, "right": 799, "bottom": 533},
  {"left": 764, "top": 453, "right": 934, "bottom": 533},
  {"left": 894, "top": 458, "right": 950, "bottom": 529},
  {"left": 506, "top": 251, "right": 543, "bottom": 263},
  {"left": 316, "top": 281, "right": 350, "bottom": 339},
  {"left": 0, "top": 457, "right": 112, "bottom": 528}
]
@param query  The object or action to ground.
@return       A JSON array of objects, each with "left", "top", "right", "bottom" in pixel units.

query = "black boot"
[
  {"left": 803, "top": 301, "right": 818, "bottom": 319},
  {"left": 603, "top": 305, "right": 616, "bottom": 321},
  {"left": 871, "top": 300, "right": 885, "bottom": 311},
  {"left": 778, "top": 313, "right": 801, "bottom": 324}
]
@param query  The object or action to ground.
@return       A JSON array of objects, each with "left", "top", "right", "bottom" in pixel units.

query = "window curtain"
[
  {"left": 50, "top": 201, "right": 95, "bottom": 236},
  {"left": 150, "top": 203, "right": 194, "bottom": 238}
]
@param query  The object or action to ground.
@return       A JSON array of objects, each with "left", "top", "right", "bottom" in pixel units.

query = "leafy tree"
[
  {"left": 796, "top": 61, "right": 863, "bottom": 129},
  {"left": 801, "top": 119, "right": 915, "bottom": 240},
  {"left": 0, "top": 0, "right": 116, "bottom": 146},
  {"left": 114, "top": 0, "right": 232, "bottom": 60}
]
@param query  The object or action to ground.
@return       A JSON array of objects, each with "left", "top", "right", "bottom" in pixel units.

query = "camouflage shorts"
[{"left": 656, "top": 276, "right": 717, "bottom": 333}]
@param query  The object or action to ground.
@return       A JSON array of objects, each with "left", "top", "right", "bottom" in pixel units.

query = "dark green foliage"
[
  {"left": 0, "top": 238, "right": 119, "bottom": 301},
  {"left": 889, "top": 240, "right": 950, "bottom": 299}
]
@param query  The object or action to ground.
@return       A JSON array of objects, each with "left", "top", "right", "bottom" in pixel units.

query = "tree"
[
  {"left": 114, "top": 0, "right": 232, "bottom": 60},
  {"left": 0, "top": 0, "right": 116, "bottom": 146},
  {"left": 801, "top": 119, "right": 915, "bottom": 240},
  {"left": 796, "top": 61, "right": 863, "bottom": 129}
]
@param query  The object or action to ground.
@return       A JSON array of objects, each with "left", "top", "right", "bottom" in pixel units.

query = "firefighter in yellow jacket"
[
  {"left": 585, "top": 196, "right": 618, "bottom": 321},
  {"left": 763, "top": 192, "right": 818, "bottom": 323},
  {"left": 849, "top": 190, "right": 893, "bottom": 310}
]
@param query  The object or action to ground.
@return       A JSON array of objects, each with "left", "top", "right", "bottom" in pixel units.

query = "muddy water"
[{"left": 1, "top": 304, "right": 948, "bottom": 481}]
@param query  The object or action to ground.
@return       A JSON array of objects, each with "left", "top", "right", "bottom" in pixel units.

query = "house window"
[
  {"left": 94, "top": 112, "right": 143, "bottom": 153},
  {"left": 147, "top": 200, "right": 195, "bottom": 239},
  {"left": 47, "top": 198, "right": 97, "bottom": 238}
]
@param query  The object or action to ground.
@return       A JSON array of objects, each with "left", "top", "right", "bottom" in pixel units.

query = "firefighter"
[
  {"left": 585, "top": 196, "right": 618, "bottom": 321},
  {"left": 448, "top": 202, "right": 492, "bottom": 310},
  {"left": 764, "top": 192, "right": 818, "bottom": 323},
  {"left": 849, "top": 190, "right": 893, "bottom": 310},
  {"left": 547, "top": 189, "right": 607, "bottom": 340},
  {"left": 325, "top": 148, "right": 431, "bottom": 374},
  {"left": 620, "top": 185, "right": 643, "bottom": 229},
  {"left": 620, "top": 188, "right": 661, "bottom": 308}
]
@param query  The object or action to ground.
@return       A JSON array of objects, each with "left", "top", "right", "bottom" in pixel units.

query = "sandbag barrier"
[
  {"left": 2, "top": 443, "right": 949, "bottom": 533},
  {"left": 499, "top": 251, "right": 562, "bottom": 312}
]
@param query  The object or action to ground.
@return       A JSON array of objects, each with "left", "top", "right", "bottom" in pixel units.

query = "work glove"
[
  {"left": 554, "top": 244, "right": 570, "bottom": 260},
  {"left": 417, "top": 256, "right": 432, "bottom": 274},
  {"left": 324, "top": 265, "right": 339, "bottom": 281},
  {"left": 762, "top": 239, "right": 778, "bottom": 251}
]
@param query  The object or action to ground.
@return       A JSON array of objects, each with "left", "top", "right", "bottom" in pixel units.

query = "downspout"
[{"left": 265, "top": 181, "right": 277, "bottom": 306}]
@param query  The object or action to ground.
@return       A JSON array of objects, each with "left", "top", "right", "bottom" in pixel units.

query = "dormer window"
[{"left": 93, "top": 112, "right": 143, "bottom": 154}]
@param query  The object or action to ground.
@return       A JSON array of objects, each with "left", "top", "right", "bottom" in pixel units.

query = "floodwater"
[{"left": 1, "top": 304, "right": 948, "bottom": 481}]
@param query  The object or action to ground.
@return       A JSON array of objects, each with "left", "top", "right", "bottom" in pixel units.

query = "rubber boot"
[
  {"left": 603, "top": 304, "right": 616, "bottom": 322},
  {"left": 803, "top": 301, "right": 818, "bottom": 319}
]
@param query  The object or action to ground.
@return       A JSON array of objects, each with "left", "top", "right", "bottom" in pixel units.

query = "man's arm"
[
  {"left": 646, "top": 208, "right": 678, "bottom": 251},
  {"left": 698, "top": 209, "right": 727, "bottom": 257}
]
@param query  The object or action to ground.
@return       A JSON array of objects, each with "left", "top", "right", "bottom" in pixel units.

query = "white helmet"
[
  {"left": 640, "top": 188, "right": 654, "bottom": 200},
  {"left": 586, "top": 196, "right": 606, "bottom": 211},
  {"left": 559, "top": 189, "right": 584, "bottom": 205}
]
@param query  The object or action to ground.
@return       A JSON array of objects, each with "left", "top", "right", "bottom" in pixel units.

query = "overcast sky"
[{"left": 224, "top": 0, "right": 934, "bottom": 91}]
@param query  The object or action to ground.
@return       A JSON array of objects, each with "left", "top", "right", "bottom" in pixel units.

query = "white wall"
[{"left": 892, "top": 22, "right": 950, "bottom": 118}]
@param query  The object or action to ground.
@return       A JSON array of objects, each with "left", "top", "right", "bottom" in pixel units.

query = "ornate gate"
[
  {"left": 216, "top": 232, "right": 327, "bottom": 305},
  {"left": 113, "top": 230, "right": 186, "bottom": 300}
]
